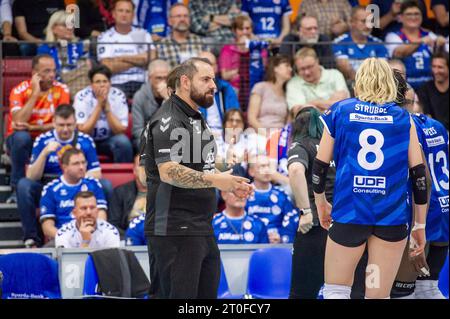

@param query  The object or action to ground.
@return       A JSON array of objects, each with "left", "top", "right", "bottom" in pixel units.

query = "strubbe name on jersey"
[{"left": 354, "top": 103, "right": 389, "bottom": 114}]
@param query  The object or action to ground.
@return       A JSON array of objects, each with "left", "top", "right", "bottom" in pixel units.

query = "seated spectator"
[
  {"left": 188, "top": 0, "right": 241, "bottom": 44},
  {"left": 97, "top": 0, "right": 156, "bottom": 99},
  {"left": 37, "top": 10, "right": 91, "bottom": 97},
  {"left": 246, "top": 155, "right": 297, "bottom": 244},
  {"left": 74, "top": 65, "right": 133, "bottom": 163},
  {"left": 240, "top": 0, "right": 292, "bottom": 45},
  {"left": 385, "top": 0, "right": 447, "bottom": 90},
  {"left": 125, "top": 213, "right": 146, "bottom": 246},
  {"left": 15, "top": 105, "right": 105, "bottom": 247},
  {"left": 247, "top": 55, "right": 292, "bottom": 135},
  {"left": 279, "top": 15, "right": 336, "bottom": 68},
  {"left": 132, "top": 59, "right": 170, "bottom": 149},
  {"left": 40, "top": 148, "right": 108, "bottom": 244},
  {"left": 417, "top": 51, "right": 449, "bottom": 130},
  {"left": 333, "top": 6, "right": 389, "bottom": 82},
  {"left": 5, "top": 54, "right": 70, "bottom": 203},
  {"left": 298, "top": 0, "right": 351, "bottom": 39},
  {"left": 213, "top": 189, "right": 269, "bottom": 244},
  {"left": 132, "top": 0, "right": 181, "bottom": 42},
  {"left": 198, "top": 51, "right": 239, "bottom": 139},
  {"left": 219, "top": 15, "right": 268, "bottom": 111},
  {"left": 432, "top": 0, "right": 449, "bottom": 37},
  {"left": 370, "top": 0, "right": 428, "bottom": 39},
  {"left": 55, "top": 191, "right": 120, "bottom": 248},
  {"left": 286, "top": 47, "right": 349, "bottom": 116},
  {"left": 109, "top": 155, "right": 147, "bottom": 238},
  {"left": 157, "top": 3, "right": 207, "bottom": 70},
  {"left": 215, "top": 109, "right": 266, "bottom": 174},
  {"left": 12, "top": 0, "right": 64, "bottom": 56},
  {"left": 75, "top": 0, "right": 108, "bottom": 39}
]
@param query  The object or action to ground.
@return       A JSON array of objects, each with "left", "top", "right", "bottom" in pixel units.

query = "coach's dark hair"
[
  {"left": 393, "top": 69, "right": 408, "bottom": 106},
  {"left": 74, "top": 191, "right": 96, "bottom": 206},
  {"left": 54, "top": 104, "right": 76, "bottom": 119},
  {"left": 88, "top": 64, "right": 112, "bottom": 82},
  {"left": 32, "top": 54, "right": 54, "bottom": 70},
  {"left": 291, "top": 106, "right": 323, "bottom": 141},
  {"left": 60, "top": 147, "right": 84, "bottom": 166},
  {"left": 432, "top": 50, "right": 449, "bottom": 69},
  {"left": 400, "top": 0, "right": 422, "bottom": 15},
  {"left": 167, "top": 65, "right": 182, "bottom": 92},
  {"left": 175, "top": 57, "right": 212, "bottom": 89}
]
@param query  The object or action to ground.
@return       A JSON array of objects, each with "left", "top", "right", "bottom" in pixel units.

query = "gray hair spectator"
[
  {"left": 132, "top": 59, "right": 170, "bottom": 149},
  {"left": 97, "top": 0, "right": 156, "bottom": 99},
  {"left": 157, "top": 3, "right": 207, "bottom": 69},
  {"left": 55, "top": 191, "right": 120, "bottom": 248},
  {"left": 286, "top": 47, "right": 349, "bottom": 117}
]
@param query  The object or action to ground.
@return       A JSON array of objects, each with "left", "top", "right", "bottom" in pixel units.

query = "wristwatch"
[{"left": 300, "top": 208, "right": 312, "bottom": 216}]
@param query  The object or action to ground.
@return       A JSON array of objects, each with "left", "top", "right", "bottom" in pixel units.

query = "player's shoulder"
[
  {"left": 367, "top": 34, "right": 383, "bottom": 43},
  {"left": 12, "top": 80, "right": 31, "bottom": 95},
  {"left": 43, "top": 177, "right": 63, "bottom": 193},
  {"left": 82, "top": 176, "right": 102, "bottom": 187},
  {"left": 97, "top": 219, "right": 120, "bottom": 235},
  {"left": 77, "top": 131, "right": 95, "bottom": 142},
  {"left": 98, "top": 27, "right": 116, "bottom": 40},
  {"left": 74, "top": 86, "right": 93, "bottom": 99},
  {"left": 213, "top": 212, "right": 226, "bottom": 225},
  {"left": 33, "top": 130, "right": 55, "bottom": 146},
  {"left": 334, "top": 32, "right": 351, "bottom": 43},
  {"left": 53, "top": 81, "right": 69, "bottom": 92}
]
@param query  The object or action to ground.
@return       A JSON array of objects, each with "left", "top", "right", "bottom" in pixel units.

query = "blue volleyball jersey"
[
  {"left": 212, "top": 211, "right": 269, "bottom": 244},
  {"left": 390, "top": 29, "right": 434, "bottom": 90},
  {"left": 40, "top": 176, "right": 107, "bottom": 228},
  {"left": 321, "top": 98, "right": 411, "bottom": 225},
  {"left": 280, "top": 210, "right": 300, "bottom": 243},
  {"left": 126, "top": 214, "right": 147, "bottom": 246},
  {"left": 30, "top": 130, "right": 100, "bottom": 175},
  {"left": 245, "top": 184, "right": 296, "bottom": 231},
  {"left": 135, "top": 0, "right": 180, "bottom": 37},
  {"left": 413, "top": 114, "right": 449, "bottom": 242},
  {"left": 241, "top": 0, "right": 292, "bottom": 39},
  {"left": 333, "top": 33, "right": 389, "bottom": 72}
]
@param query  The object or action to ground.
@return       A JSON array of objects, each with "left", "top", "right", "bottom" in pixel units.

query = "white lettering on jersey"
[{"left": 350, "top": 113, "right": 393, "bottom": 124}]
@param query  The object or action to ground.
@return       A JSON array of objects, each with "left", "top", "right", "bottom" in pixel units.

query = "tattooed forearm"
[{"left": 165, "top": 163, "right": 213, "bottom": 188}]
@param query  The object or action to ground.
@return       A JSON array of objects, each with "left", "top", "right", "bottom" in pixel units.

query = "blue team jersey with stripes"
[
  {"left": 321, "top": 98, "right": 411, "bottom": 225},
  {"left": 126, "top": 214, "right": 147, "bottom": 246},
  {"left": 413, "top": 114, "right": 449, "bottom": 242}
]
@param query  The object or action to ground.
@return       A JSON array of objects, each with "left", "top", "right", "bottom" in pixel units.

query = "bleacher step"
[
  {"left": 0, "top": 185, "right": 12, "bottom": 202},
  {"left": 0, "top": 221, "right": 23, "bottom": 241},
  {"left": 0, "top": 240, "right": 25, "bottom": 249},
  {"left": 0, "top": 203, "right": 20, "bottom": 221}
]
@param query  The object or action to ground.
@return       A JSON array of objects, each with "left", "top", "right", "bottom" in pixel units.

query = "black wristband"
[
  {"left": 312, "top": 158, "right": 329, "bottom": 194},
  {"left": 410, "top": 163, "right": 428, "bottom": 205}
]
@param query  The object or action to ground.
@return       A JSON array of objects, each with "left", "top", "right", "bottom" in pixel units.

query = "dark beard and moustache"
[{"left": 190, "top": 87, "right": 215, "bottom": 108}]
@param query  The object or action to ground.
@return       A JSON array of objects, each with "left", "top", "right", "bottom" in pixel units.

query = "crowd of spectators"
[{"left": 0, "top": 0, "right": 448, "bottom": 248}]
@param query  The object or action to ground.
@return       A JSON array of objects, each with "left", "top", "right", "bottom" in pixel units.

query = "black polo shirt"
[
  {"left": 287, "top": 137, "right": 336, "bottom": 226},
  {"left": 142, "top": 94, "right": 217, "bottom": 236}
]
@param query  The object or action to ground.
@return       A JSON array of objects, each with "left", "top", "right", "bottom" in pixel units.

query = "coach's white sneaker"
[{"left": 415, "top": 280, "right": 446, "bottom": 299}]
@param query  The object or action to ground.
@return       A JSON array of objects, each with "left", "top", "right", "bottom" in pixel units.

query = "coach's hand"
[{"left": 211, "top": 170, "right": 253, "bottom": 199}]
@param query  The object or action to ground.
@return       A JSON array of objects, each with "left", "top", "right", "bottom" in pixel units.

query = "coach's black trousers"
[{"left": 147, "top": 235, "right": 221, "bottom": 299}]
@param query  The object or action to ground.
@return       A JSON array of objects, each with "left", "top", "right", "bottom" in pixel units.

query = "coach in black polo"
[{"left": 142, "top": 57, "right": 253, "bottom": 299}]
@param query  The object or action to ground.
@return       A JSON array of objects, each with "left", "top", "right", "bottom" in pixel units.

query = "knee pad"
[
  {"left": 391, "top": 281, "right": 416, "bottom": 299},
  {"left": 323, "top": 284, "right": 351, "bottom": 299}
]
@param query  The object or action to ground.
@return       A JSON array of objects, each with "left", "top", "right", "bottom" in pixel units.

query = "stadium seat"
[
  {"left": 82, "top": 254, "right": 102, "bottom": 298},
  {"left": 246, "top": 247, "right": 292, "bottom": 299},
  {"left": 218, "top": 262, "right": 244, "bottom": 299},
  {"left": 438, "top": 254, "right": 449, "bottom": 298},
  {"left": 100, "top": 163, "right": 134, "bottom": 188},
  {"left": 0, "top": 253, "right": 61, "bottom": 299},
  {"left": 2, "top": 57, "right": 32, "bottom": 107}
]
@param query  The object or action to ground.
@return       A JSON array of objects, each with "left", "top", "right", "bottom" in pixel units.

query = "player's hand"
[
  {"left": 12, "top": 121, "right": 30, "bottom": 131},
  {"left": 45, "top": 141, "right": 61, "bottom": 155},
  {"left": 212, "top": 171, "right": 253, "bottom": 199},
  {"left": 94, "top": 87, "right": 108, "bottom": 106},
  {"left": 298, "top": 211, "right": 314, "bottom": 234},
  {"left": 315, "top": 196, "right": 332, "bottom": 230},
  {"left": 410, "top": 251, "right": 430, "bottom": 277},
  {"left": 409, "top": 227, "right": 426, "bottom": 257},
  {"left": 31, "top": 73, "right": 42, "bottom": 96}
]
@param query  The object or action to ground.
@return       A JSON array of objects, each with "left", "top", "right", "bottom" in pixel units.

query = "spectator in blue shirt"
[{"left": 333, "top": 6, "right": 389, "bottom": 82}]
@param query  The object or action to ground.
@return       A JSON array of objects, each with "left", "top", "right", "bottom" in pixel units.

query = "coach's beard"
[{"left": 191, "top": 88, "right": 215, "bottom": 108}]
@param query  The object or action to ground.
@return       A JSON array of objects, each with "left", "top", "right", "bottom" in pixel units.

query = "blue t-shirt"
[
  {"left": 135, "top": 0, "right": 181, "bottom": 37},
  {"left": 125, "top": 214, "right": 147, "bottom": 246},
  {"left": 413, "top": 113, "right": 449, "bottom": 242},
  {"left": 245, "top": 184, "right": 296, "bottom": 231},
  {"left": 40, "top": 176, "right": 107, "bottom": 228},
  {"left": 333, "top": 32, "right": 389, "bottom": 72},
  {"left": 241, "top": 0, "right": 292, "bottom": 39},
  {"left": 212, "top": 211, "right": 269, "bottom": 244},
  {"left": 30, "top": 130, "right": 100, "bottom": 175},
  {"left": 321, "top": 98, "right": 411, "bottom": 225},
  {"left": 280, "top": 210, "right": 300, "bottom": 243}
]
